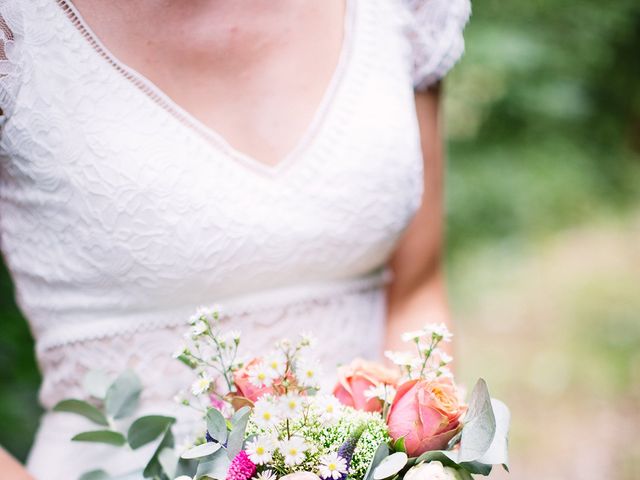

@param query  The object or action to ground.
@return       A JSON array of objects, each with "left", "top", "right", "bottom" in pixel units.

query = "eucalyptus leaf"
[
  {"left": 105, "top": 370, "right": 142, "bottom": 419},
  {"left": 459, "top": 461, "right": 493, "bottom": 476},
  {"left": 83, "top": 370, "right": 112, "bottom": 400},
  {"left": 226, "top": 407, "right": 250, "bottom": 459},
  {"left": 476, "top": 398, "right": 510, "bottom": 470},
  {"left": 53, "top": 399, "right": 109, "bottom": 426},
  {"left": 158, "top": 447, "right": 179, "bottom": 479},
  {"left": 458, "top": 379, "right": 496, "bottom": 463},
  {"left": 79, "top": 470, "right": 112, "bottom": 480},
  {"left": 181, "top": 442, "right": 222, "bottom": 459},
  {"left": 364, "top": 443, "right": 390, "bottom": 480},
  {"left": 373, "top": 452, "right": 408, "bottom": 480},
  {"left": 72, "top": 430, "right": 126, "bottom": 446},
  {"left": 415, "top": 451, "right": 461, "bottom": 470},
  {"left": 143, "top": 427, "right": 175, "bottom": 479},
  {"left": 452, "top": 468, "right": 475, "bottom": 480},
  {"left": 196, "top": 448, "right": 231, "bottom": 480},
  {"left": 206, "top": 408, "right": 228, "bottom": 444},
  {"left": 127, "top": 415, "right": 175, "bottom": 449}
]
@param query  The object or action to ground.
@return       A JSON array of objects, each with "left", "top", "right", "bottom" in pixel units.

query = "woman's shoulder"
[{"left": 397, "top": 0, "right": 472, "bottom": 91}]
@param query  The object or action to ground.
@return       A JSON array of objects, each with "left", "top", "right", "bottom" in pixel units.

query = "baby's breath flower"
[{"left": 318, "top": 452, "right": 348, "bottom": 480}]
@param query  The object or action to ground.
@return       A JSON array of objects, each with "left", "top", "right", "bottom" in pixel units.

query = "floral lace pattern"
[{"left": 0, "top": 1, "right": 468, "bottom": 478}]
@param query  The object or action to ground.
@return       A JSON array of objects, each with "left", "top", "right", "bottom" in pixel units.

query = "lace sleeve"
[
  {"left": 0, "top": 1, "right": 23, "bottom": 117},
  {"left": 402, "top": 0, "right": 471, "bottom": 91}
]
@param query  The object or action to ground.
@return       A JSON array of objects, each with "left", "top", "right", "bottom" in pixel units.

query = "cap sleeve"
[{"left": 401, "top": 0, "right": 471, "bottom": 91}]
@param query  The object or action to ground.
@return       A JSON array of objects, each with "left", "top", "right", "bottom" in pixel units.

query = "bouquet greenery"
[{"left": 55, "top": 307, "right": 510, "bottom": 480}]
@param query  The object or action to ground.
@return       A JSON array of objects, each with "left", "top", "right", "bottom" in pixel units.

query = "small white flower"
[
  {"left": 253, "top": 470, "right": 277, "bottom": 480},
  {"left": 299, "top": 332, "right": 316, "bottom": 348},
  {"left": 427, "top": 323, "right": 453, "bottom": 343},
  {"left": 278, "top": 393, "right": 304, "bottom": 419},
  {"left": 264, "top": 352, "right": 288, "bottom": 377},
  {"left": 439, "top": 352, "right": 453, "bottom": 365},
  {"left": 279, "top": 436, "right": 308, "bottom": 466},
  {"left": 253, "top": 398, "right": 280, "bottom": 428},
  {"left": 248, "top": 363, "right": 275, "bottom": 388},
  {"left": 312, "top": 395, "right": 342, "bottom": 424},
  {"left": 190, "top": 375, "right": 212, "bottom": 396},
  {"left": 189, "top": 306, "right": 217, "bottom": 325},
  {"left": 384, "top": 350, "right": 416, "bottom": 367},
  {"left": 246, "top": 436, "right": 275, "bottom": 465},
  {"left": 404, "top": 461, "right": 457, "bottom": 480},
  {"left": 296, "top": 357, "right": 321, "bottom": 388},
  {"left": 190, "top": 320, "right": 208, "bottom": 338},
  {"left": 318, "top": 452, "right": 348, "bottom": 480},
  {"left": 364, "top": 384, "right": 396, "bottom": 404},
  {"left": 172, "top": 345, "right": 187, "bottom": 358},
  {"left": 437, "top": 366, "right": 454, "bottom": 379},
  {"left": 401, "top": 330, "right": 427, "bottom": 343}
]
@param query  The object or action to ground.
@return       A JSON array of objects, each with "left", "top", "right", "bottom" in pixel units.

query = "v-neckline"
[{"left": 54, "top": 0, "right": 358, "bottom": 177}]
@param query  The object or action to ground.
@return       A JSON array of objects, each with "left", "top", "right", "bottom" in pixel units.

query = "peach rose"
[
  {"left": 333, "top": 358, "right": 400, "bottom": 412},
  {"left": 387, "top": 377, "right": 465, "bottom": 457},
  {"left": 233, "top": 358, "right": 273, "bottom": 402}
]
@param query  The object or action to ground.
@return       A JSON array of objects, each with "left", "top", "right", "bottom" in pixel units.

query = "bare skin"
[{"left": 1, "top": 0, "right": 450, "bottom": 474}]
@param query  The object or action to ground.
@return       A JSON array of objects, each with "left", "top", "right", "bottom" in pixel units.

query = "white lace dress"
[{"left": 0, "top": 0, "right": 470, "bottom": 478}]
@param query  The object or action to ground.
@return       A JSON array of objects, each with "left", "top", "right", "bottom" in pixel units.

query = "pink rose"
[
  {"left": 387, "top": 377, "right": 465, "bottom": 457},
  {"left": 333, "top": 358, "right": 400, "bottom": 412},
  {"left": 233, "top": 358, "right": 273, "bottom": 402}
]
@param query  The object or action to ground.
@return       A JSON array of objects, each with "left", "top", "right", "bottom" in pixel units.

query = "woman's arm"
[
  {"left": 0, "top": 447, "right": 34, "bottom": 480},
  {"left": 385, "top": 84, "right": 453, "bottom": 354}
]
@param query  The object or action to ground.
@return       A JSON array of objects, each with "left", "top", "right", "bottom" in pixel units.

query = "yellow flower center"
[
  {"left": 256, "top": 446, "right": 265, "bottom": 455},
  {"left": 328, "top": 463, "right": 337, "bottom": 471}
]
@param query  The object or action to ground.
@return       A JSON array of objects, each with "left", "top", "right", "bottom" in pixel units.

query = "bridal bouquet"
[{"left": 56, "top": 307, "right": 510, "bottom": 480}]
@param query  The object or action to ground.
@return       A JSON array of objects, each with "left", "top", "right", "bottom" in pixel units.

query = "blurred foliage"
[{"left": 1, "top": 0, "right": 639, "bottom": 474}]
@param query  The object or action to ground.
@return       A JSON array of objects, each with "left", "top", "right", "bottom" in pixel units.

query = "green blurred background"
[{"left": 1, "top": 0, "right": 639, "bottom": 478}]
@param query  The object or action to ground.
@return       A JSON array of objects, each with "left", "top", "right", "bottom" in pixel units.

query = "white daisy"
[
  {"left": 190, "top": 375, "right": 211, "bottom": 396},
  {"left": 312, "top": 395, "right": 342, "bottom": 424},
  {"left": 189, "top": 306, "right": 216, "bottom": 325},
  {"left": 278, "top": 393, "right": 304, "bottom": 419},
  {"left": 439, "top": 352, "right": 453, "bottom": 365},
  {"left": 318, "top": 452, "right": 348, "bottom": 480},
  {"left": 264, "top": 352, "right": 288, "bottom": 377},
  {"left": 296, "top": 357, "right": 321, "bottom": 388},
  {"left": 384, "top": 350, "right": 415, "bottom": 367},
  {"left": 401, "top": 330, "right": 427, "bottom": 343},
  {"left": 246, "top": 436, "right": 275, "bottom": 465},
  {"left": 253, "top": 470, "right": 277, "bottom": 480},
  {"left": 280, "top": 437, "right": 307, "bottom": 466},
  {"left": 253, "top": 398, "right": 280, "bottom": 428},
  {"left": 248, "top": 363, "right": 275, "bottom": 388}
]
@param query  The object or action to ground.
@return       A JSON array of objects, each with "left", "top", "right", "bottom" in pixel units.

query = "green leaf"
[
  {"left": 364, "top": 443, "right": 390, "bottom": 480},
  {"left": 196, "top": 448, "right": 231, "bottom": 480},
  {"left": 127, "top": 415, "right": 175, "bottom": 449},
  {"left": 206, "top": 408, "right": 228, "bottom": 444},
  {"left": 79, "top": 470, "right": 112, "bottom": 480},
  {"left": 392, "top": 436, "right": 406, "bottom": 453},
  {"left": 226, "top": 406, "right": 250, "bottom": 459},
  {"left": 373, "top": 452, "right": 408, "bottom": 480},
  {"left": 72, "top": 430, "right": 126, "bottom": 446},
  {"left": 105, "top": 370, "right": 142, "bottom": 419},
  {"left": 143, "top": 428, "right": 175, "bottom": 479},
  {"left": 476, "top": 398, "right": 511, "bottom": 470},
  {"left": 458, "top": 378, "right": 496, "bottom": 463},
  {"left": 451, "top": 468, "right": 475, "bottom": 480},
  {"left": 53, "top": 399, "right": 109, "bottom": 426},
  {"left": 459, "top": 461, "right": 493, "bottom": 476},
  {"left": 415, "top": 451, "right": 461, "bottom": 470},
  {"left": 158, "top": 447, "right": 179, "bottom": 480},
  {"left": 83, "top": 370, "right": 112, "bottom": 399},
  {"left": 181, "top": 442, "right": 222, "bottom": 459}
]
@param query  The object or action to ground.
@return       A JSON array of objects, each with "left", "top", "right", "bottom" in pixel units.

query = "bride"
[{"left": 0, "top": 0, "right": 470, "bottom": 478}]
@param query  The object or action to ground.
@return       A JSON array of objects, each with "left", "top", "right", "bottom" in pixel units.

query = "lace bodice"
[{"left": 0, "top": 0, "right": 468, "bottom": 478}]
